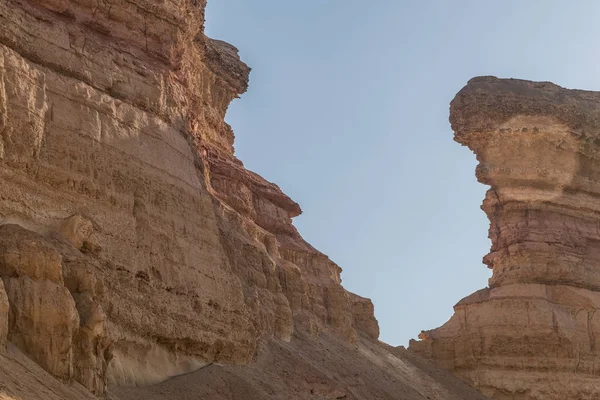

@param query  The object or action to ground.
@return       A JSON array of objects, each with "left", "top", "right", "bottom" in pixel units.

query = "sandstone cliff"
[
  {"left": 0, "top": 0, "right": 382, "bottom": 393},
  {"left": 410, "top": 76, "right": 600, "bottom": 399},
  {"left": 0, "top": 1, "right": 488, "bottom": 399}
]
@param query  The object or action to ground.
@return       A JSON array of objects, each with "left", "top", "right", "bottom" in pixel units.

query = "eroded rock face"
[
  {"left": 0, "top": 225, "right": 78, "bottom": 381},
  {"left": 5, "top": 276, "right": 79, "bottom": 381},
  {"left": 409, "top": 76, "right": 600, "bottom": 399},
  {"left": 0, "top": 224, "right": 110, "bottom": 394},
  {"left": 350, "top": 293, "right": 380, "bottom": 340},
  {"left": 0, "top": 0, "right": 378, "bottom": 395}
]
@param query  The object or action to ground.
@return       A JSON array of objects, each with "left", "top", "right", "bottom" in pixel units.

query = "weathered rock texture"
[
  {"left": 409, "top": 76, "right": 600, "bottom": 399},
  {"left": 0, "top": 0, "right": 382, "bottom": 395}
]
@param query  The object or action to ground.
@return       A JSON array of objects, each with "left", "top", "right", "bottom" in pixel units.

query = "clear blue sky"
[{"left": 205, "top": 1, "right": 600, "bottom": 346}]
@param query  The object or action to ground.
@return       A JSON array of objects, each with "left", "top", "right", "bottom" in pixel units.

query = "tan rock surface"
[{"left": 410, "top": 76, "right": 600, "bottom": 399}]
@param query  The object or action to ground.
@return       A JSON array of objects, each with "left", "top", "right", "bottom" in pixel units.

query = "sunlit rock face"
[
  {"left": 409, "top": 76, "right": 600, "bottom": 399},
  {"left": 0, "top": 0, "right": 378, "bottom": 395}
]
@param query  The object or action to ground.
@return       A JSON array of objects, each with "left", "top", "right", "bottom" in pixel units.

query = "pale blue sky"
[{"left": 205, "top": 1, "right": 600, "bottom": 346}]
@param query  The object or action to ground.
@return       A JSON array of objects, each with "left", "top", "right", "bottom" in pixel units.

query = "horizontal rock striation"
[
  {"left": 0, "top": 0, "right": 378, "bottom": 395},
  {"left": 410, "top": 76, "right": 600, "bottom": 399}
]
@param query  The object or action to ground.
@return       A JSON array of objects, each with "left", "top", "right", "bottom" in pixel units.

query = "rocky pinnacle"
[{"left": 410, "top": 76, "right": 600, "bottom": 399}]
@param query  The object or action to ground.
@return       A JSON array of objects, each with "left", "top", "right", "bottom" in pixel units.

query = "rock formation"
[
  {"left": 0, "top": 0, "right": 527, "bottom": 399},
  {"left": 0, "top": 0, "right": 385, "bottom": 395},
  {"left": 409, "top": 76, "right": 600, "bottom": 399}
]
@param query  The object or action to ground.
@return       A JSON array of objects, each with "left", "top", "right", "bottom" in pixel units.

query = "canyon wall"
[
  {"left": 410, "top": 76, "right": 600, "bottom": 399},
  {"left": 0, "top": 0, "right": 379, "bottom": 395}
]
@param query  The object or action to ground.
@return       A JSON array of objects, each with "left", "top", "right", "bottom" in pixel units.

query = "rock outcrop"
[
  {"left": 0, "top": 0, "right": 379, "bottom": 395},
  {"left": 410, "top": 76, "right": 600, "bottom": 399}
]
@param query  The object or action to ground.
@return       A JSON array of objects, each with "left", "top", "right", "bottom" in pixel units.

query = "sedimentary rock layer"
[
  {"left": 0, "top": 0, "right": 377, "bottom": 394},
  {"left": 410, "top": 76, "right": 600, "bottom": 399}
]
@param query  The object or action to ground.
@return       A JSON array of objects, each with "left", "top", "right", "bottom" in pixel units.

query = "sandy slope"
[
  {"left": 0, "top": 333, "right": 486, "bottom": 400},
  {"left": 0, "top": 344, "right": 96, "bottom": 400},
  {"left": 110, "top": 334, "right": 486, "bottom": 400}
]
